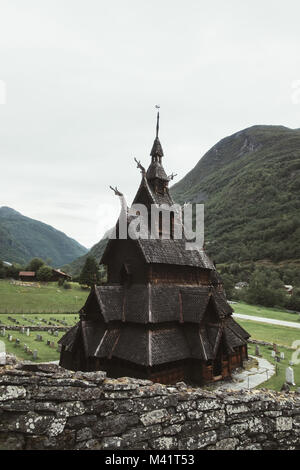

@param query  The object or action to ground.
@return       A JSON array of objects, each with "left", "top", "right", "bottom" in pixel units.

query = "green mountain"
[
  {"left": 64, "top": 124, "right": 300, "bottom": 275},
  {"left": 171, "top": 125, "right": 300, "bottom": 265},
  {"left": 0, "top": 206, "right": 88, "bottom": 267}
]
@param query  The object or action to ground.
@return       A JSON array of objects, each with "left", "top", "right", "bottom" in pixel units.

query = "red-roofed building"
[{"left": 19, "top": 271, "right": 36, "bottom": 282}]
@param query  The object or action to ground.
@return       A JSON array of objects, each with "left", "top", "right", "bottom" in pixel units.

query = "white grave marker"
[
  {"left": 0, "top": 340, "right": 6, "bottom": 365},
  {"left": 286, "top": 366, "right": 295, "bottom": 386}
]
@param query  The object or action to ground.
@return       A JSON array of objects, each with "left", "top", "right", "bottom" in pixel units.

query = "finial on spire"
[{"left": 155, "top": 105, "right": 160, "bottom": 138}]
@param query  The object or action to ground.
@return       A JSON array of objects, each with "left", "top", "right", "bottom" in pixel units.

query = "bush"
[
  {"left": 63, "top": 282, "right": 72, "bottom": 290},
  {"left": 57, "top": 278, "right": 65, "bottom": 287},
  {"left": 285, "top": 288, "right": 300, "bottom": 312}
]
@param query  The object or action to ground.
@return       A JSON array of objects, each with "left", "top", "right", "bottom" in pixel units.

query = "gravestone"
[
  {"left": 0, "top": 341, "right": 6, "bottom": 365},
  {"left": 21, "top": 327, "right": 25, "bottom": 334},
  {"left": 54, "top": 331, "right": 58, "bottom": 337},
  {"left": 286, "top": 366, "right": 295, "bottom": 386},
  {"left": 255, "top": 345, "right": 260, "bottom": 356},
  {"left": 26, "top": 328, "right": 30, "bottom": 337},
  {"left": 33, "top": 350, "right": 38, "bottom": 360},
  {"left": 280, "top": 352, "right": 285, "bottom": 360},
  {"left": 15, "top": 338, "right": 20, "bottom": 347},
  {"left": 1, "top": 328, "right": 5, "bottom": 337},
  {"left": 8, "top": 335, "right": 13, "bottom": 342},
  {"left": 271, "top": 350, "right": 276, "bottom": 358},
  {"left": 50, "top": 341, "right": 55, "bottom": 348}
]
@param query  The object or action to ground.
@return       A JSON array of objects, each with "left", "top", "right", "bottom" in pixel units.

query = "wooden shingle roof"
[{"left": 81, "top": 285, "right": 232, "bottom": 324}]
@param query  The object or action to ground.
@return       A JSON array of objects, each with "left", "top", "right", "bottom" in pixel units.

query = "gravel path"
[{"left": 215, "top": 356, "right": 276, "bottom": 391}]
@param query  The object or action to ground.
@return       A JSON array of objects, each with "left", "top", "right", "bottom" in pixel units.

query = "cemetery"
[
  {"left": 0, "top": 313, "right": 78, "bottom": 362},
  {"left": 0, "top": 314, "right": 300, "bottom": 391},
  {"left": 0, "top": 310, "right": 299, "bottom": 391}
]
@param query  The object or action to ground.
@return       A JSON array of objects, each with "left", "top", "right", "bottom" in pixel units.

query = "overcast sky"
[{"left": 1, "top": 0, "right": 300, "bottom": 248}]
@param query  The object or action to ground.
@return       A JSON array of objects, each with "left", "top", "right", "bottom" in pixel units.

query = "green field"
[
  {"left": 236, "top": 318, "right": 300, "bottom": 348},
  {"left": 0, "top": 279, "right": 89, "bottom": 313},
  {"left": 232, "top": 301, "right": 300, "bottom": 323}
]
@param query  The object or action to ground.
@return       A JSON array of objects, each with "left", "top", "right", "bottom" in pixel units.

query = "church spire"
[
  {"left": 150, "top": 106, "right": 164, "bottom": 162},
  {"left": 147, "top": 106, "right": 168, "bottom": 182},
  {"left": 155, "top": 107, "right": 160, "bottom": 138}
]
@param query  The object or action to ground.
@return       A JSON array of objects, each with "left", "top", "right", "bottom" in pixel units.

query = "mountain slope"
[
  {"left": 0, "top": 207, "right": 88, "bottom": 267},
  {"left": 171, "top": 125, "right": 300, "bottom": 264}
]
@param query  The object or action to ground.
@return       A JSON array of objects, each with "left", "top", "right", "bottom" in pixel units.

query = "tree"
[
  {"left": 243, "top": 267, "right": 286, "bottom": 307},
  {"left": 221, "top": 273, "right": 235, "bottom": 299},
  {"left": 285, "top": 288, "right": 300, "bottom": 312},
  {"left": 79, "top": 257, "right": 100, "bottom": 287},
  {"left": 0, "top": 261, "right": 5, "bottom": 279},
  {"left": 27, "top": 258, "right": 45, "bottom": 273},
  {"left": 36, "top": 265, "right": 53, "bottom": 282},
  {"left": 6, "top": 263, "right": 23, "bottom": 279}
]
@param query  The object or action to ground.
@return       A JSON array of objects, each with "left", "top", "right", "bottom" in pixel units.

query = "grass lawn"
[
  {"left": 232, "top": 301, "right": 300, "bottom": 323},
  {"left": 0, "top": 279, "right": 89, "bottom": 314},
  {"left": 247, "top": 342, "right": 300, "bottom": 392},
  {"left": 236, "top": 318, "right": 300, "bottom": 348}
]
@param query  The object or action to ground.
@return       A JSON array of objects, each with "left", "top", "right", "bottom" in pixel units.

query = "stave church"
[{"left": 59, "top": 112, "right": 250, "bottom": 385}]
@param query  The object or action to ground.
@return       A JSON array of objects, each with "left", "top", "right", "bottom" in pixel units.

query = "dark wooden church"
[{"left": 59, "top": 113, "right": 250, "bottom": 385}]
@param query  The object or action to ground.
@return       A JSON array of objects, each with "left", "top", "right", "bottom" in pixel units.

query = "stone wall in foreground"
[{"left": 0, "top": 363, "right": 300, "bottom": 450}]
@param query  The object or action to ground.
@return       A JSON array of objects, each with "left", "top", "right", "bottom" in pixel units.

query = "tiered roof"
[{"left": 60, "top": 284, "right": 249, "bottom": 367}]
